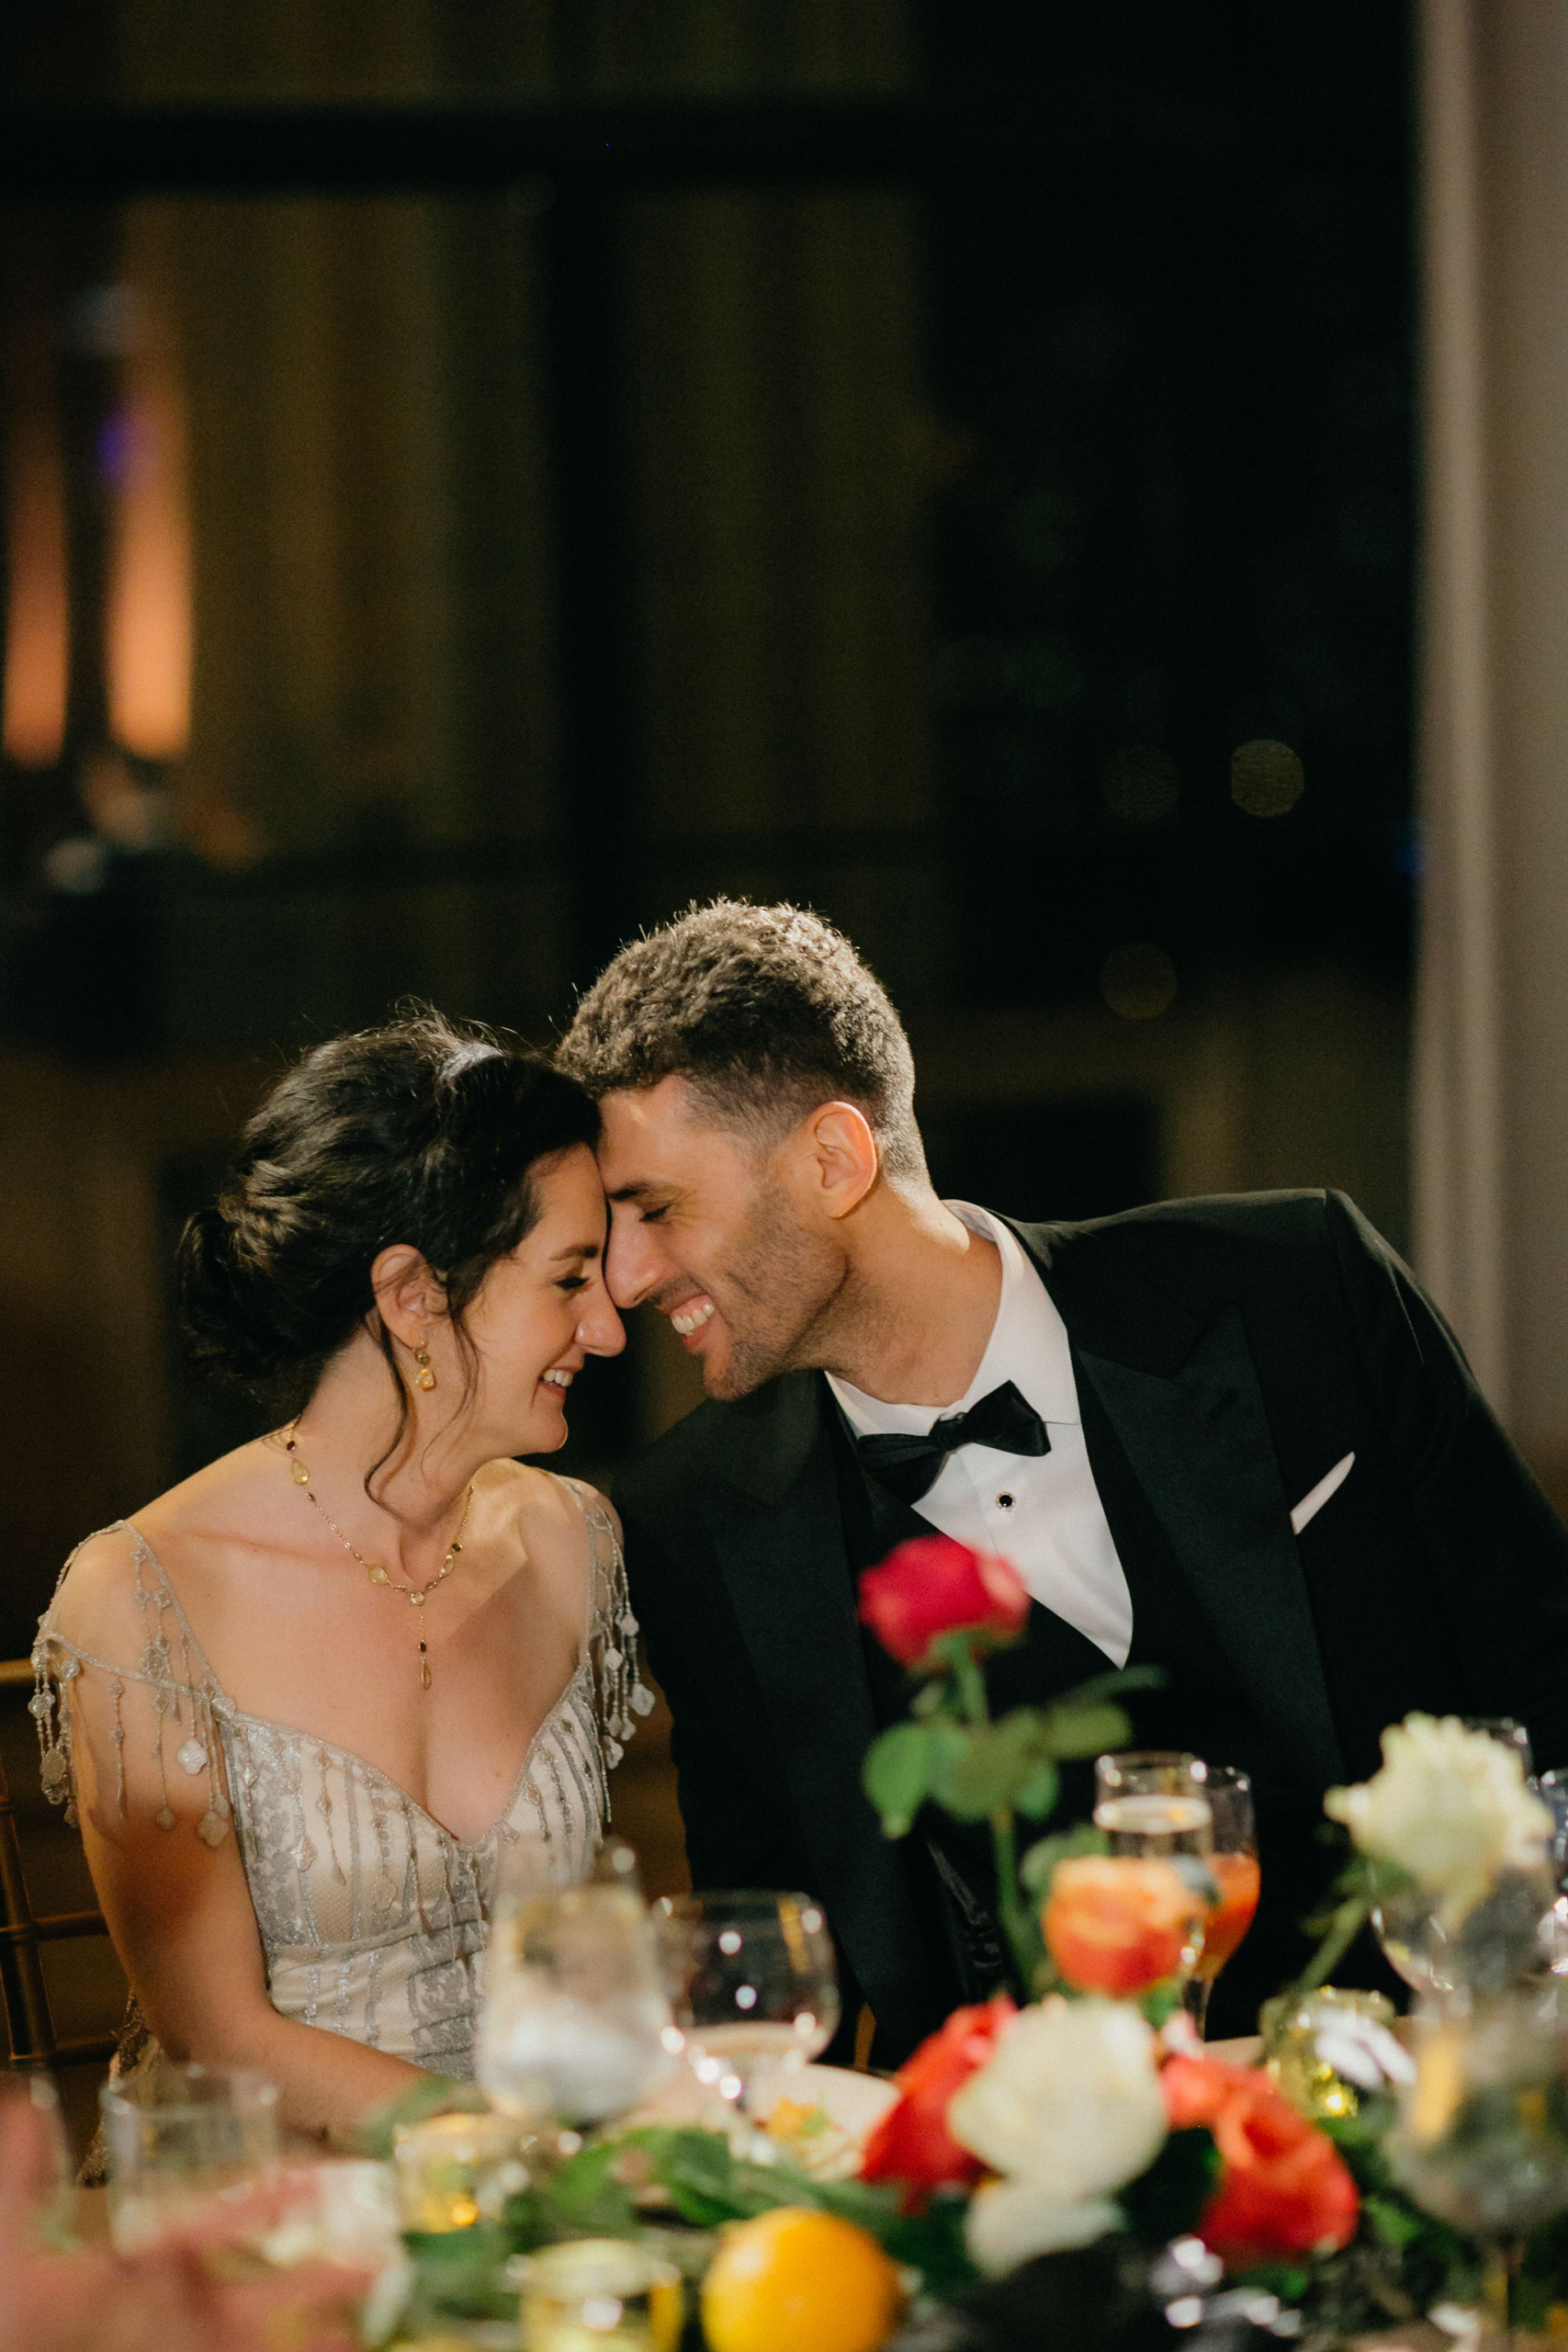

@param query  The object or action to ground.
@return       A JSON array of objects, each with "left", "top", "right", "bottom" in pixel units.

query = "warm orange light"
[
  {"left": 106, "top": 330, "right": 191, "bottom": 762},
  {"left": 3, "top": 391, "right": 69, "bottom": 768}
]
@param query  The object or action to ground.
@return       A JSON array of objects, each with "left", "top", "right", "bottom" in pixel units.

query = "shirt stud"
[{"left": 997, "top": 1492, "right": 1015, "bottom": 1510}]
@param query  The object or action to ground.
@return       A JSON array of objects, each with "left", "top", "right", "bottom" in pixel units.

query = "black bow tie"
[{"left": 854, "top": 1379, "right": 1051, "bottom": 1506}]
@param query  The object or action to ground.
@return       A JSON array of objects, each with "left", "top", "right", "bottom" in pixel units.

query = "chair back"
[{"left": 0, "top": 1660, "right": 118, "bottom": 2071}]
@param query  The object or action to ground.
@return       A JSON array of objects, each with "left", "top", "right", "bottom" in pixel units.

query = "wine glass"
[
  {"left": 653, "top": 1891, "right": 840, "bottom": 2152},
  {"left": 476, "top": 1880, "right": 676, "bottom": 2130},
  {"left": 1093, "top": 1751, "right": 1214, "bottom": 1861},
  {"left": 1391, "top": 1984, "right": 1568, "bottom": 2347},
  {"left": 1184, "top": 1764, "right": 1259, "bottom": 2039},
  {"left": 100, "top": 2064, "right": 280, "bottom": 2252}
]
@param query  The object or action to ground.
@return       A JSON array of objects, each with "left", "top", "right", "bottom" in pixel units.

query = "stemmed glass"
[
  {"left": 1184, "top": 1764, "right": 1259, "bottom": 2040},
  {"left": 1391, "top": 1985, "right": 1568, "bottom": 2347},
  {"left": 653, "top": 1891, "right": 840, "bottom": 2153},
  {"left": 1093, "top": 1751, "right": 1214, "bottom": 1861},
  {"left": 476, "top": 1880, "right": 676, "bottom": 2131},
  {"left": 1093, "top": 1751, "right": 1214, "bottom": 1990}
]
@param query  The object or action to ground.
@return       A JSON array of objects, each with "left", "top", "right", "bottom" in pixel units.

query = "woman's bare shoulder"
[{"left": 51, "top": 1440, "right": 287, "bottom": 1651}]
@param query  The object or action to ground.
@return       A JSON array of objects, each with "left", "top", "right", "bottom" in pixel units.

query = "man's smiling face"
[{"left": 595, "top": 1074, "right": 848, "bottom": 1401}]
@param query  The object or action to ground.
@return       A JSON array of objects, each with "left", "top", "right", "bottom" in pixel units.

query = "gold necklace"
[{"left": 283, "top": 1422, "right": 473, "bottom": 1690}]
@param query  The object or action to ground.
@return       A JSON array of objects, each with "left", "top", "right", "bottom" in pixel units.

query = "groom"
[{"left": 558, "top": 901, "right": 1568, "bottom": 2056}]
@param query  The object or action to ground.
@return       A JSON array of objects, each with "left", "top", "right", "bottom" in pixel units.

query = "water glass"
[
  {"left": 101, "top": 2064, "right": 280, "bottom": 2251},
  {"left": 1392, "top": 1984, "right": 1568, "bottom": 2346},
  {"left": 654, "top": 1890, "right": 840, "bottom": 2132},
  {"left": 476, "top": 1882, "right": 675, "bottom": 2128},
  {"left": 518, "top": 2237, "right": 683, "bottom": 2351},
  {"left": 392, "top": 2109, "right": 533, "bottom": 2233},
  {"left": 1093, "top": 1751, "right": 1214, "bottom": 1860}
]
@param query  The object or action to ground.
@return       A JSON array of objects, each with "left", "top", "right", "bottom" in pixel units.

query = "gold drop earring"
[{"left": 414, "top": 1340, "right": 436, "bottom": 1392}]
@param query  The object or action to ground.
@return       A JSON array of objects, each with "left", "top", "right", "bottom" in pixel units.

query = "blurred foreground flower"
[
  {"left": 1043, "top": 1855, "right": 1203, "bottom": 1998},
  {"left": 859, "top": 1995, "right": 1016, "bottom": 2212},
  {"left": 1325, "top": 1713, "right": 1551, "bottom": 1928},
  {"left": 949, "top": 1997, "right": 1168, "bottom": 2273},
  {"left": 858, "top": 1533, "right": 1029, "bottom": 1671},
  {"left": 1161, "top": 2053, "right": 1359, "bottom": 2271}
]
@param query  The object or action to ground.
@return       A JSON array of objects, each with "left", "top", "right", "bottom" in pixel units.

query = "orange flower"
[
  {"left": 1159, "top": 2052, "right": 1359, "bottom": 2270},
  {"left": 859, "top": 1995, "right": 1016, "bottom": 2212},
  {"left": 1042, "top": 1856, "right": 1202, "bottom": 1998}
]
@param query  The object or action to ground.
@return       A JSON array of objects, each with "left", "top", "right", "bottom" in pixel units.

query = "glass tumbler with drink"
[{"left": 100, "top": 2063, "right": 280, "bottom": 2252}]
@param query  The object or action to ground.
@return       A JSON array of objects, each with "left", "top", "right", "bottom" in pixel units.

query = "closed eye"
[
  {"left": 639, "top": 1204, "right": 671, "bottom": 1225},
  {"left": 557, "top": 1274, "right": 590, "bottom": 1293}
]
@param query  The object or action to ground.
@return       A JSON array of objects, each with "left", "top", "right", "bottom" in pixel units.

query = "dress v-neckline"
[{"left": 117, "top": 1510, "right": 593, "bottom": 1856}]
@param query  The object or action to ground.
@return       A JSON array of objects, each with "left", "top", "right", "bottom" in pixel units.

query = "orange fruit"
[{"left": 699, "top": 2206, "right": 903, "bottom": 2352}]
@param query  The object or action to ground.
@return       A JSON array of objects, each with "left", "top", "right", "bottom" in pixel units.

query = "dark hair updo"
[{"left": 177, "top": 1007, "right": 601, "bottom": 1413}]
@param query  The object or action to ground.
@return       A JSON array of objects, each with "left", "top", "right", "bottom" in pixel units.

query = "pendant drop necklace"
[{"left": 284, "top": 1421, "right": 473, "bottom": 1690}]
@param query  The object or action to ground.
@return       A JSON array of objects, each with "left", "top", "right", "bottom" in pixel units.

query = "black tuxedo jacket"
[{"left": 614, "top": 1192, "right": 1568, "bottom": 2062}]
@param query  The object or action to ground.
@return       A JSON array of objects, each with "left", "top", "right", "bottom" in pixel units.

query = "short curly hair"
[{"left": 558, "top": 900, "right": 927, "bottom": 1183}]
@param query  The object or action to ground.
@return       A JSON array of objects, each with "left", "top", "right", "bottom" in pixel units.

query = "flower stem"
[
  {"left": 950, "top": 1643, "right": 1037, "bottom": 1994},
  {"left": 1292, "top": 1894, "right": 1371, "bottom": 1998},
  {"left": 990, "top": 1806, "right": 1038, "bottom": 1993},
  {"left": 953, "top": 1649, "right": 990, "bottom": 1730}
]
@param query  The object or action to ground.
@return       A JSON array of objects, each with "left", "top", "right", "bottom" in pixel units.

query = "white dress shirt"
[{"left": 826, "top": 1202, "right": 1134, "bottom": 1667}]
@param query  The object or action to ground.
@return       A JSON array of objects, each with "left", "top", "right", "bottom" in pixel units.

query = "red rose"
[
  {"left": 858, "top": 1535, "right": 1030, "bottom": 1671},
  {"left": 1160, "top": 2054, "right": 1359, "bottom": 2270},
  {"left": 1160, "top": 2052, "right": 1245, "bottom": 2132},
  {"left": 1043, "top": 1856, "right": 1204, "bottom": 1998},
  {"left": 859, "top": 1995, "right": 1017, "bottom": 2212}
]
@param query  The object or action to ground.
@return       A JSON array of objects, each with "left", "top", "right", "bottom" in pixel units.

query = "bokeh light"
[
  {"left": 1100, "top": 942, "right": 1178, "bottom": 1020},
  {"left": 1230, "top": 738, "right": 1304, "bottom": 818},
  {"left": 1101, "top": 744, "right": 1179, "bottom": 822}
]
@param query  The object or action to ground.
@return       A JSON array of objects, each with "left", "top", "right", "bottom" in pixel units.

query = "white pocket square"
[{"left": 1290, "top": 1452, "right": 1355, "bottom": 1535}]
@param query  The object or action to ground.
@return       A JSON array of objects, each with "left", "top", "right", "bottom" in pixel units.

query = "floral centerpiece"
[{"left": 370, "top": 1538, "right": 1568, "bottom": 2351}]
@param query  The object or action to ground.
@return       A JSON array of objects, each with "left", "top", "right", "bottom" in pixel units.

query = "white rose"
[
  {"left": 965, "top": 2180, "right": 1123, "bottom": 2275},
  {"left": 1325, "top": 1713, "right": 1551, "bottom": 1926},
  {"left": 948, "top": 1996, "right": 1168, "bottom": 2274}
]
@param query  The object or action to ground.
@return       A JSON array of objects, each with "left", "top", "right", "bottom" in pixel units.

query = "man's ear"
[
  {"left": 801, "top": 1101, "right": 880, "bottom": 1220},
  {"left": 370, "top": 1244, "right": 447, "bottom": 1349}
]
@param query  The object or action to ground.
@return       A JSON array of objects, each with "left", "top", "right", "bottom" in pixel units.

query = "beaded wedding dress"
[{"left": 31, "top": 1476, "right": 653, "bottom": 2094}]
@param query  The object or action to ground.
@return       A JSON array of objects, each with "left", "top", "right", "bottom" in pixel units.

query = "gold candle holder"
[
  {"left": 1261, "top": 1984, "right": 1400, "bottom": 2121},
  {"left": 517, "top": 2238, "right": 682, "bottom": 2352},
  {"left": 391, "top": 2109, "right": 532, "bottom": 2234}
]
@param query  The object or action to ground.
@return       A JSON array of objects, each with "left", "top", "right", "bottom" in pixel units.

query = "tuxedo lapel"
[
  {"left": 696, "top": 1374, "right": 941, "bottom": 2044},
  {"left": 1012, "top": 1221, "right": 1346, "bottom": 1790}
]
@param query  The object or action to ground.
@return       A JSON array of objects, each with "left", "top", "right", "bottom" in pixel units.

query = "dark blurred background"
[{"left": 0, "top": 6, "right": 1418, "bottom": 1690}]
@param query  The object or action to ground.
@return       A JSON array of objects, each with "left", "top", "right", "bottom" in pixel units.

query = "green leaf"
[
  {"left": 1014, "top": 1758, "right": 1060, "bottom": 1819},
  {"left": 1039, "top": 1701, "right": 1134, "bottom": 1759},
  {"left": 863, "top": 1721, "right": 937, "bottom": 1838},
  {"left": 1364, "top": 2193, "right": 1425, "bottom": 2251},
  {"left": 1020, "top": 1823, "right": 1109, "bottom": 1895},
  {"left": 547, "top": 2140, "right": 641, "bottom": 2238},
  {"left": 938, "top": 1717, "right": 1035, "bottom": 1818}
]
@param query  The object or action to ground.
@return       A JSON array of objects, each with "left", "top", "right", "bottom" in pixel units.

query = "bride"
[{"left": 32, "top": 1010, "right": 649, "bottom": 2143}]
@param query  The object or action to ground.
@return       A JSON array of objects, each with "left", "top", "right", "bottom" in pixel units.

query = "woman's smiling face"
[{"left": 460, "top": 1142, "right": 626, "bottom": 1453}]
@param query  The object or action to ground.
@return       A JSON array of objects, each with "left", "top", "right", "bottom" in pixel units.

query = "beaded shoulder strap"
[
  {"left": 558, "top": 1478, "right": 655, "bottom": 1770},
  {"left": 31, "top": 1522, "right": 234, "bottom": 1849}
]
